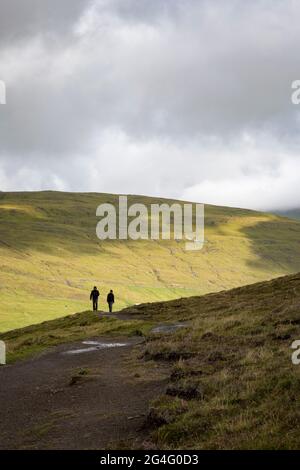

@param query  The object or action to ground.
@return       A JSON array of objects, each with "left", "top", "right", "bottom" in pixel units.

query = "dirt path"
[{"left": 0, "top": 336, "right": 169, "bottom": 449}]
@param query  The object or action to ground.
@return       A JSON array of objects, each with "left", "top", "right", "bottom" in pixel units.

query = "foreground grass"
[
  {"left": 2, "top": 271, "right": 300, "bottom": 449},
  {"left": 0, "top": 311, "right": 154, "bottom": 363},
  {"left": 137, "top": 272, "right": 300, "bottom": 449},
  {"left": 2, "top": 191, "right": 300, "bottom": 331}
]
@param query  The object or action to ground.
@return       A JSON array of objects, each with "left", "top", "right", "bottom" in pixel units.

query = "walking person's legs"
[{"left": 108, "top": 302, "right": 113, "bottom": 313}]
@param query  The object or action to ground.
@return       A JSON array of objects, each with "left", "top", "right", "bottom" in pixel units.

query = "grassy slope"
[
  {"left": 1, "top": 190, "right": 300, "bottom": 332},
  {"left": 2, "top": 271, "right": 300, "bottom": 449},
  {"left": 275, "top": 209, "right": 300, "bottom": 220},
  {"left": 141, "top": 272, "right": 300, "bottom": 449}
]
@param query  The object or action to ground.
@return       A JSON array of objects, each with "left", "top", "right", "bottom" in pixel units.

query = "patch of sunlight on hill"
[{"left": 0, "top": 203, "right": 45, "bottom": 219}]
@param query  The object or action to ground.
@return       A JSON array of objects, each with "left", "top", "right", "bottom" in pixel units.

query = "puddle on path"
[
  {"left": 63, "top": 341, "right": 129, "bottom": 355},
  {"left": 62, "top": 323, "right": 189, "bottom": 356},
  {"left": 151, "top": 323, "right": 189, "bottom": 334}
]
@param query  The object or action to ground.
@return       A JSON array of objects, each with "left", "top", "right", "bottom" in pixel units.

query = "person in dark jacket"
[
  {"left": 90, "top": 286, "right": 100, "bottom": 311},
  {"left": 107, "top": 290, "right": 115, "bottom": 313}
]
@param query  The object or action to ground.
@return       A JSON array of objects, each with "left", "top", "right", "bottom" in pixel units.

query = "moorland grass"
[{"left": 2, "top": 271, "right": 300, "bottom": 448}]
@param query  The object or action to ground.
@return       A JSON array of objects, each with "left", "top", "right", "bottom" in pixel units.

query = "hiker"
[
  {"left": 107, "top": 289, "right": 115, "bottom": 313},
  {"left": 90, "top": 286, "right": 100, "bottom": 311}
]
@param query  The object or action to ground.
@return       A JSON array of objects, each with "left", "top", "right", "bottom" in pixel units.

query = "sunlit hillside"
[{"left": 1, "top": 191, "right": 300, "bottom": 331}]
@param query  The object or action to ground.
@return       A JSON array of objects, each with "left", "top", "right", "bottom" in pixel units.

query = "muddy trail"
[{"left": 0, "top": 334, "right": 170, "bottom": 450}]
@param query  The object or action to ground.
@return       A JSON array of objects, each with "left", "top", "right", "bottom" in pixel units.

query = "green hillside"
[
  {"left": 1, "top": 191, "right": 300, "bottom": 332},
  {"left": 275, "top": 209, "right": 300, "bottom": 220},
  {"left": 2, "top": 272, "right": 300, "bottom": 448}
]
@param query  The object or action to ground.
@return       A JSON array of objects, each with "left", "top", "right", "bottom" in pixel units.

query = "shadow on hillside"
[
  {"left": 2, "top": 191, "right": 300, "bottom": 280},
  {"left": 0, "top": 193, "right": 258, "bottom": 255},
  {"left": 240, "top": 217, "right": 300, "bottom": 274}
]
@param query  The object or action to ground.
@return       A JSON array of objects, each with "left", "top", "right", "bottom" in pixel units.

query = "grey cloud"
[
  {"left": 0, "top": 0, "right": 300, "bottom": 210},
  {"left": 0, "top": 0, "right": 89, "bottom": 43}
]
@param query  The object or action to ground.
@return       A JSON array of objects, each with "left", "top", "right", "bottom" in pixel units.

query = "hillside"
[
  {"left": 1, "top": 272, "right": 300, "bottom": 449},
  {"left": 275, "top": 208, "right": 300, "bottom": 220},
  {"left": 1, "top": 191, "right": 300, "bottom": 332}
]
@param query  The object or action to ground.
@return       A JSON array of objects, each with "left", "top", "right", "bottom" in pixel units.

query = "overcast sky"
[{"left": 0, "top": 0, "right": 300, "bottom": 210}]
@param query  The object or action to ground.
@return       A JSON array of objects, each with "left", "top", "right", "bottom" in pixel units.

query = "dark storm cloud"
[
  {"left": 0, "top": 0, "right": 89, "bottom": 43},
  {"left": 0, "top": 0, "right": 300, "bottom": 210}
]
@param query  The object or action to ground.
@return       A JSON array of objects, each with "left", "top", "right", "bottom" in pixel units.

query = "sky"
[{"left": 0, "top": 0, "right": 300, "bottom": 210}]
